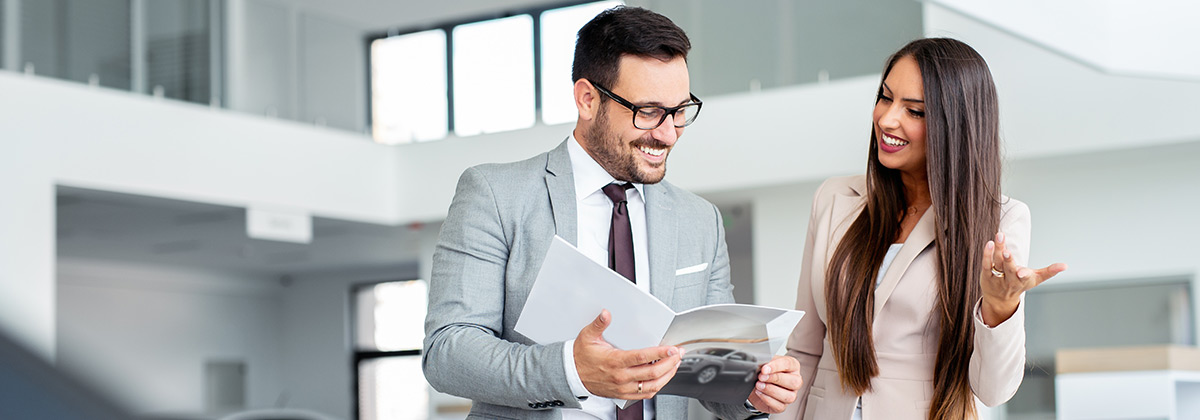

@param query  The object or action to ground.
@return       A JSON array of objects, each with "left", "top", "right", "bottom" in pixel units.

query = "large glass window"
[
  {"left": 145, "top": 0, "right": 212, "bottom": 104},
  {"left": 368, "top": 1, "right": 621, "bottom": 142},
  {"left": 354, "top": 279, "right": 429, "bottom": 420},
  {"left": 539, "top": 1, "right": 622, "bottom": 125},
  {"left": 21, "top": 0, "right": 132, "bottom": 89},
  {"left": 451, "top": 14, "right": 535, "bottom": 137},
  {"left": 370, "top": 30, "right": 448, "bottom": 144}
]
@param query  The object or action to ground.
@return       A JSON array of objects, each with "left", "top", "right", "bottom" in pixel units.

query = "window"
[
  {"left": 367, "top": 1, "right": 622, "bottom": 143},
  {"left": 451, "top": 15, "right": 535, "bottom": 137},
  {"left": 145, "top": 0, "right": 212, "bottom": 104},
  {"left": 370, "top": 30, "right": 448, "bottom": 144},
  {"left": 539, "top": 1, "right": 622, "bottom": 125},
  {"left": 21, "top": 0, "right": 132, "bottom": 89},
  {"left": 353, "top": 279, "right": 429, "bottom": 420}
]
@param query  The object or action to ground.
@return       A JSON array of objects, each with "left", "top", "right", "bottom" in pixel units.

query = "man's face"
[{"left": 581, "top": 55, "right": 691, "bottom": 184}]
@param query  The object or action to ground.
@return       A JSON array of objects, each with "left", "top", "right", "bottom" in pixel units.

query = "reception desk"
[{"left": 1055, "top": 345, "right": 1200, "bottom": 420}]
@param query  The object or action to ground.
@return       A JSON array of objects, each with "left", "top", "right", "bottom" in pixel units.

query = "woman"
[{"left": 778, "top": 38, "right": 1067, "bottom": 420}]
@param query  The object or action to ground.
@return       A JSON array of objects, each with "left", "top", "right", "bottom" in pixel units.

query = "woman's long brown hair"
[{"left": 824, "top": 38, "right": 1002, "bottom": 420}]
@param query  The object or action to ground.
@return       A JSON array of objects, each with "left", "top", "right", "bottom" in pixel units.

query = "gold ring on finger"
[
  {"left": 990, "top": 265, "right": 1004, "bottom": 278},
  {"left": 637, "top": 381, "right": 642, "bottom": 393}
]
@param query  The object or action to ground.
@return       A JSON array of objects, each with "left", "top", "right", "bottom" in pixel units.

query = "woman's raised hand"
[{"left": 979, "top": 232, "right": 1068, "bottom": 327}]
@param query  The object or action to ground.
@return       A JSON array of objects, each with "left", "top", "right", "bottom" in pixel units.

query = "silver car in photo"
[{"left": 676, "top": 348, "right": 759, "bottom": 384}]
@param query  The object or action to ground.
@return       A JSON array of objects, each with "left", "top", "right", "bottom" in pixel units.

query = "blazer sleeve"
[
  {"left": 968, "top": 199, "right": 1032, "bottom": 406},
  {"left": 422, "top": 167, "right": 581, "bottom": 410},
  {"left": 777, "top": 180, "right": 834, "bottom": 419}
]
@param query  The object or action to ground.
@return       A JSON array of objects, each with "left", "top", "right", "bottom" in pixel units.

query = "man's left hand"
[{"left": 747, "top": 355, "right": 802, "bottom": 414}]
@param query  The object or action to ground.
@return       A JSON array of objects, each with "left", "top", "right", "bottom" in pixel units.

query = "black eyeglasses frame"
[{"left": 592, "top": 82, "right": 702, "bottom": 130}]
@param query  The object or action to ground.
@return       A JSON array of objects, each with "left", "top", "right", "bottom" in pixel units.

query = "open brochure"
[{"left": 514, "top": 236, "right": 805, "bottom": 406}]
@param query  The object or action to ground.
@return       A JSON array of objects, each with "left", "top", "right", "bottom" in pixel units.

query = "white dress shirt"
[{"left": 561, "top": 135, "right": 654, "bottom": 419}]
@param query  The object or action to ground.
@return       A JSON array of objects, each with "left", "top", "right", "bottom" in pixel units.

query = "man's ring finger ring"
[
  {"left": 637, "top": 381, "right": 643, "bottom": 393},
  {"left": 991, "top": 265, "right": 1004, "bottom": 278}
]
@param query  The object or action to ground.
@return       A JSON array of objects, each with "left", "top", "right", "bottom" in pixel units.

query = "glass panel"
[
  {"left": 358, "top": 356, "right": 429, "bottom": 420},
  {"left": 21, "top": 0, "right": 131, "bottom": 89},
  {"left": 539, "top": 1, "right": 623, "bottom": 126},
  {"left": 354, "top": 280, "right": 428, "bottom": 352},
  {"left": 1, "top": 0, "right": 5, "bottom": 67},
  {"left": 371, "top": 30, "right": 448, "bottom": 144},
  {"left": 452, "top": 14, "right": 534, "bottom": 137},
  {"left": 145, "top": 0, "right": 211, "bottom": 104}
]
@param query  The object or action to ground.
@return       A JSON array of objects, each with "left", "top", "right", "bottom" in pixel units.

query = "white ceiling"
[
  {"left": 270, "top": 0, "right": 569, "bottom": 31},
  {"left": 56, "top": 186, "right": 435, "bottom": 278}
]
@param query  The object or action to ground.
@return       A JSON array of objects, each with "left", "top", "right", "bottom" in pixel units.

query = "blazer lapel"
[
  {"left": 873, "top": 209, "right": 936, "bottom": 316},
  {"left": 829, "top": 178, "right": 867, "bottom": 251},
  {"left": 644, "top": 183, "right": 677, "bottom": 306},
  {"left": 545, "top": 139, "right": 577, "bottom": 246}
]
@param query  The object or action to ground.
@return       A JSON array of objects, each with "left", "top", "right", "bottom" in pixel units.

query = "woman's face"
[{"left": 873, "top": 55, "right": 927, "bottom": 177}]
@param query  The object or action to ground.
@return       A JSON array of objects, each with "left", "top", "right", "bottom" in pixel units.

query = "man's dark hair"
[{"left": 571, "top": 6, "right": 690, "bottom": 90}]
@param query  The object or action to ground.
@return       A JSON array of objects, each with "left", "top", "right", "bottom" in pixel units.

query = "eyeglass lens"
[{"left": 633, "top": 104, "right": 700, "bottom": 129}]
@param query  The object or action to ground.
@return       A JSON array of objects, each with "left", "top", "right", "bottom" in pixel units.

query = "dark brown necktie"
[{"left": 601, "top": 183, "right": 643, "bottom": 420}]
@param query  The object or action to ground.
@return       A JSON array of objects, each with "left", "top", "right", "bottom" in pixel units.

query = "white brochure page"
[{"left": 515, "top": 236, "right": 676, "bottom": 351}]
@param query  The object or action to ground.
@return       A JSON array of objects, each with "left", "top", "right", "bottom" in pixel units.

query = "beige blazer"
[{"left": 777, "top": 175, "right": 1029, "bottom": 420}]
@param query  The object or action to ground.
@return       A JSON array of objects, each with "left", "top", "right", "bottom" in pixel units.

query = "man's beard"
[{"left": 583, "top": 107, "right": 669, "bottom": 184}]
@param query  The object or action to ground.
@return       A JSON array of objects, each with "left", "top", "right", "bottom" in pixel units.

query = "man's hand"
[
  {"left": 574, "top": 310, "right": 683, "bottom": 400},
  {"left": 747, "top": 355, "right": 802, "bottom": 414}
]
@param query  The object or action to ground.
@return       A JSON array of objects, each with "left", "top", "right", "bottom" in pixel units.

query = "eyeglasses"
[{"left": 592, "top": 83, "right": 702, "bottom": 130}]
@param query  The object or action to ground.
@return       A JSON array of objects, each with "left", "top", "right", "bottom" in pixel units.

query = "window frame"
[
  {"left": 349, "top": 278, "right": 427, "bottom": 420},
  {"left": 364, "top": 0, "right": 613, "bottom": 143}
]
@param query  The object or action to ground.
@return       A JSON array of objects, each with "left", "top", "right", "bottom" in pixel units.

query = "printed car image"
[{"left": 676, "top": 348, "right": 759, "bottom": 384}]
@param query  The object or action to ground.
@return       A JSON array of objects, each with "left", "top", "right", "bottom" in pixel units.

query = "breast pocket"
[{"left": 673, "top": 263, "right": 708, "bottom": 289}]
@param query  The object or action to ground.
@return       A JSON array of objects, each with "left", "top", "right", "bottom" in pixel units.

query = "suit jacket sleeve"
[
  {"left": 969, "top": 199, "right": 1032, "bottom": 406},
  {"left": 777, "top": 179, "right": 833, "bottom": 419},
  {"left": 422, "top": 167, "right": 581, "bottom": 410}
]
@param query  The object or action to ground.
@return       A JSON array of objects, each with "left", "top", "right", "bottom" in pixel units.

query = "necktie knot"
[{"left": 602, "top": 182, "right": 633, "bottom": 204}]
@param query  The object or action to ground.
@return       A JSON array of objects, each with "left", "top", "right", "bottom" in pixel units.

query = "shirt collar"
[{"left": 566, "top": 133, "right": 645, "bottom": 200}]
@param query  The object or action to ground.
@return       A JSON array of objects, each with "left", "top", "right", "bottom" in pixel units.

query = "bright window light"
[
  {"left": 540, "top": 1, "right": 624, "bottom": 126},
  {"left": 371, "top": 30, "right": 448, "bottom": 144},
  {"left": 452, "top": 15, "right": 535, "bottom": 137},
  {"left": 371, "top": 280, "right": 427, "bottom": 351},
  {"left": 358, "top": 356, "right": 427, "bottom": 420}
]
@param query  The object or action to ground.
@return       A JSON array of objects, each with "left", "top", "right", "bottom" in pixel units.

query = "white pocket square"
[{"left": 675, "top": 263, "right": 708, "bottom": 276}]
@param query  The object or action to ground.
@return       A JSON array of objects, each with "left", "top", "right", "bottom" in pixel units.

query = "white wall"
[
  {"left": 0, "top": 71, "right": 395, "bottom": 355},
  {"left": 56, "top": 257, "right": 285, "bottom": 416},
  {"left": 928, "top": 0, "right": 1200, "bottom": 80}
]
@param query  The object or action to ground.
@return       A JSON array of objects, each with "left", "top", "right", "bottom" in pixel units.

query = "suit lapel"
[
  {"left": 873, "top": 208, "right": 936, "bottom": 316},
  {"left": 829, "top": 178, "right": 867, "bottom": 253},
  {"left": 826, "top": 177, "right": 938, "bottom": 317},
  {"left": 644, "top": 183, "right": 677, "bottom": 306},
  {"left": 545, "top": 140, "right": 577, "bottom": 246}
]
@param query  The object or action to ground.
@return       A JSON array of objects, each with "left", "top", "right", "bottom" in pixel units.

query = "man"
[{"left": 423, "top": 6, "right": 801, "bottom": 419}]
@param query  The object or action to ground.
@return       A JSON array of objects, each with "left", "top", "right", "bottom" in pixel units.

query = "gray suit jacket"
[{"left": 423, "top": 140, "right": 758, "bottom": 419}]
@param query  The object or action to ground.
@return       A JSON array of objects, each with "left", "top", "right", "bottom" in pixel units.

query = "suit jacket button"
[
  {"left": 528, "top": 403, "right": 536, "bottom": 408},
  {"left": 553, "top": 400, "right": 564, "bottom": 406}
]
